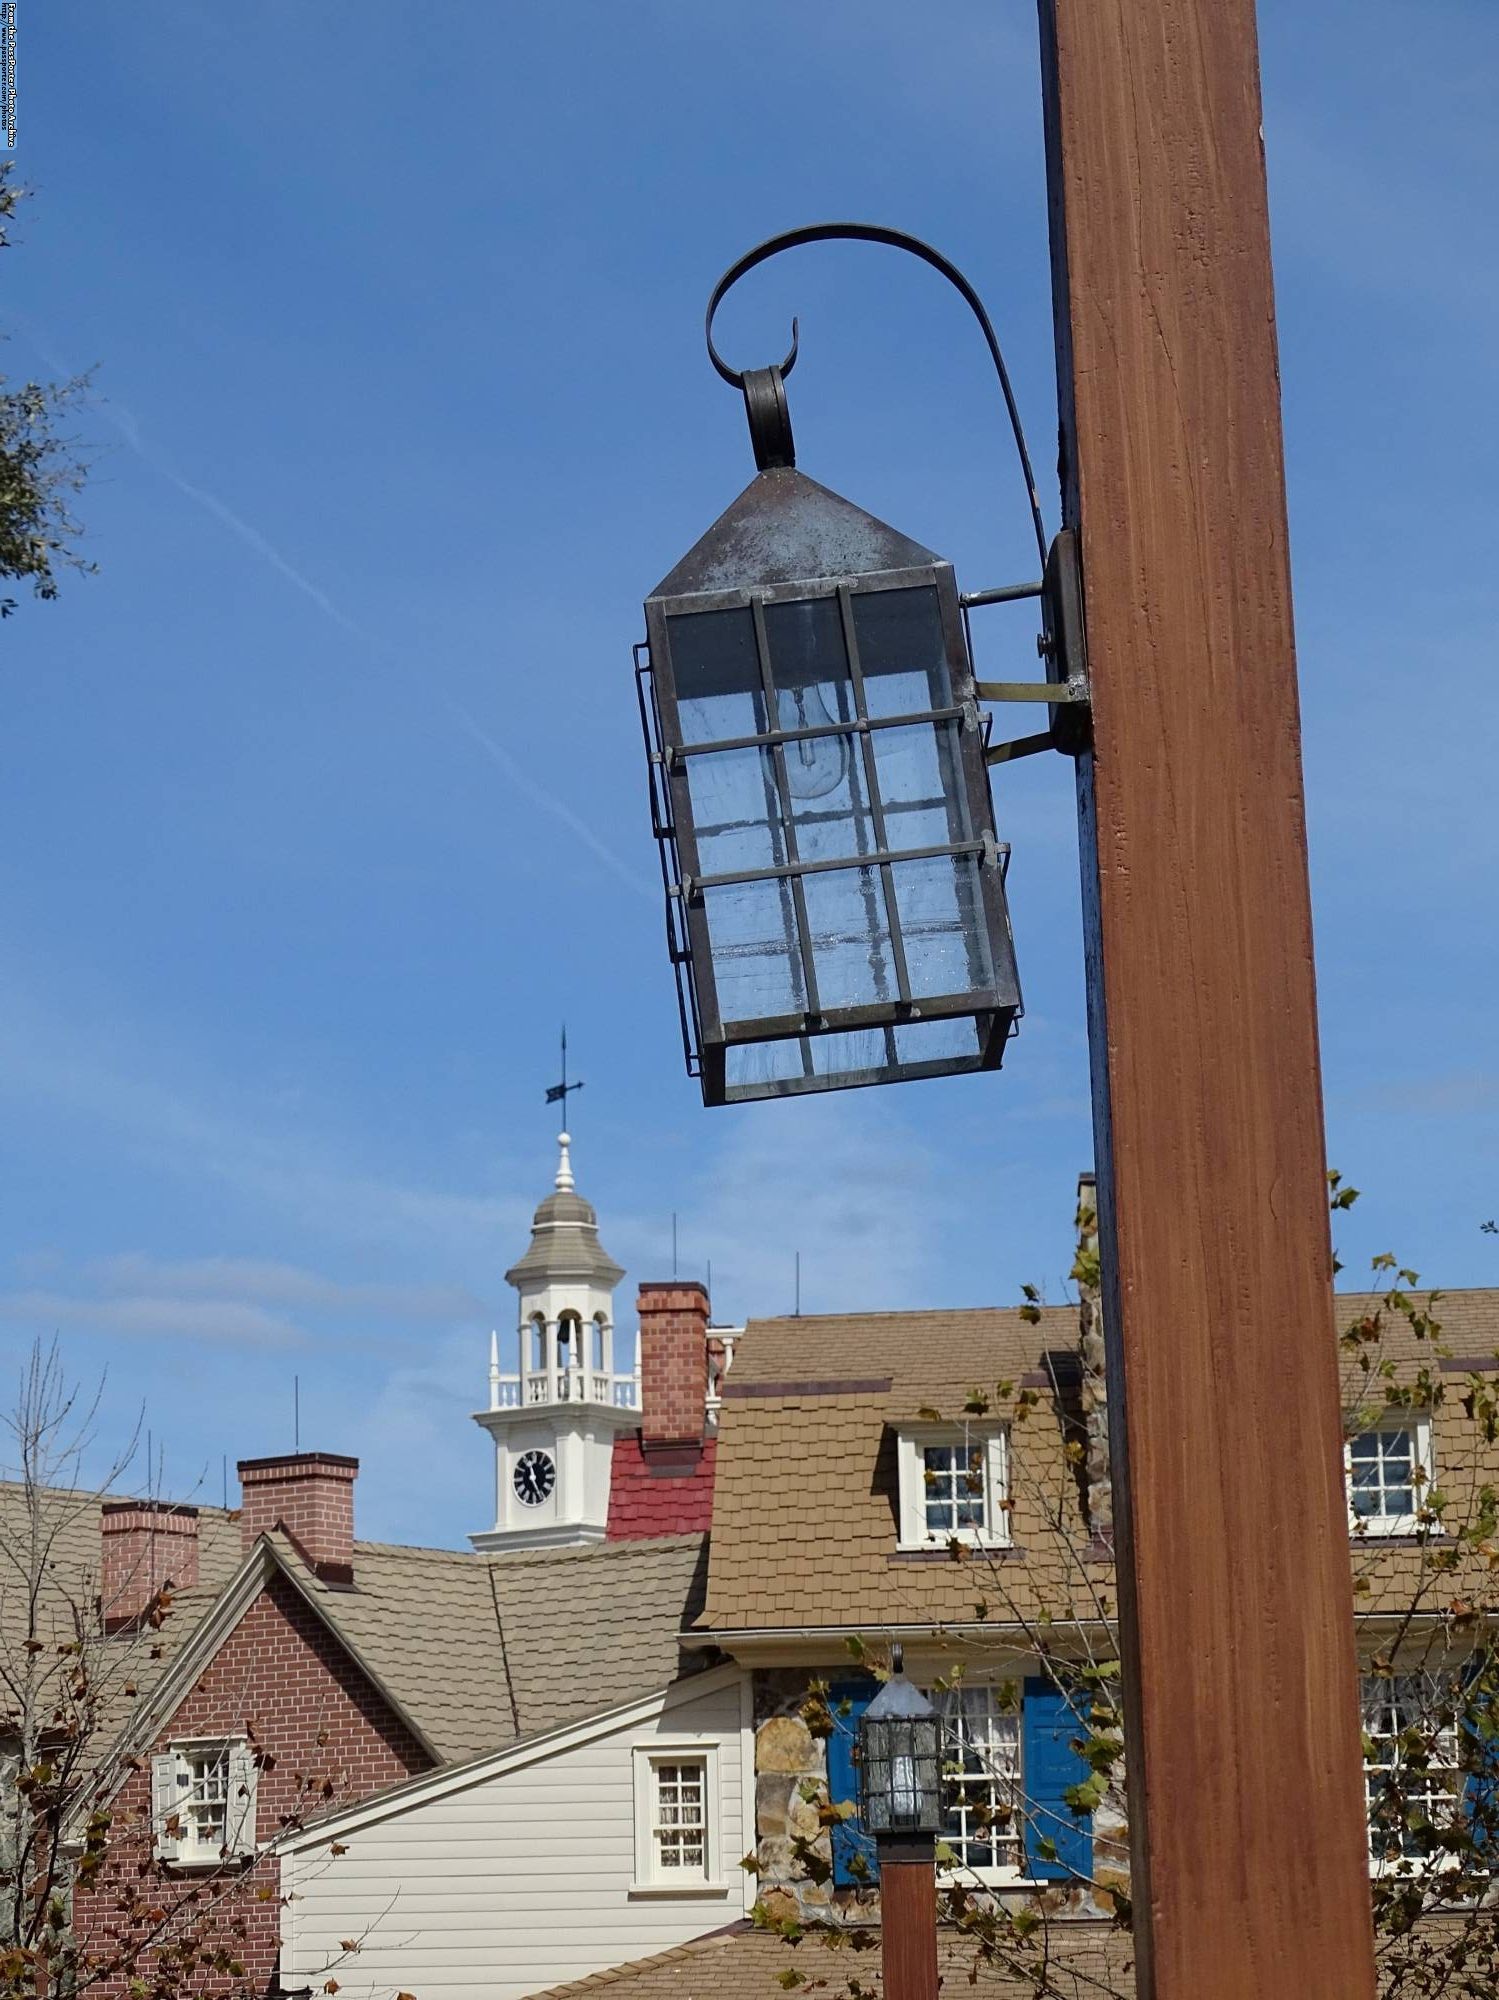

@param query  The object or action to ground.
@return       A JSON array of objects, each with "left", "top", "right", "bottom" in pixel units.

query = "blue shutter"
[
  {"left": 1023, "top": 1676, "right": 1093, "bottom": 1881},
  {"left": 826, "top": 1678, "right": 879, "bottom": 1888},
  {"left": 1463, "top": 1664, "right": 1499, "bottom": 1857}
]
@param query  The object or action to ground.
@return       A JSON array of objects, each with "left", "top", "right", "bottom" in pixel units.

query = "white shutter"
[
  {"left": 151, "top": 1752, "right": 184, "bottom": 1862},
  {"left": 225, "top": 1741, "right": 258, "bottom": 1858}
]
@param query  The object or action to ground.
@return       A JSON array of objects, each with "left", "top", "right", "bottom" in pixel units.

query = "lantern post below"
[{"left": 876, "top": 1835, "right": 940, "bottom": 2000}]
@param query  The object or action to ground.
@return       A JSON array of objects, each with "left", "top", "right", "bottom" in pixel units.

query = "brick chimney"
[
  {"left": 101, "top": 1501, "right": 199, "bottom": 1632},
  {"left": 637, "top": 1280, "right": 710, "bottom": 1459},
  {"left": 238, "top": 1452, "right": 357, "bottom": 1583}
]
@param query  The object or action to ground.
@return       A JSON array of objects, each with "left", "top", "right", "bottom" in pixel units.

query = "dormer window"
[
  {"left": 896, "top": 1426, "right": 1009, "bottom": 1549},
  {"left": 1346, "top": 1416, "right": 1434, "bottom": 1537}
]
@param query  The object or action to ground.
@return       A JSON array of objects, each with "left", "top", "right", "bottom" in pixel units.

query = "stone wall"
[{"left": 751, "top": 1669, "right": 874, "bottom": 1927}]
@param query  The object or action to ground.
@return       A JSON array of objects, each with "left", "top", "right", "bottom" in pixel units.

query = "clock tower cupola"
[{"left": 470, "top": 1134, "right": 639, "bottom": 1553}]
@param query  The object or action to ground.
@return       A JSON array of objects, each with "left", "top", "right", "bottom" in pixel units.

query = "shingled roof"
[
  {"left": 700, "top": 1290, "right": 1499, "bottom": 1641},
  {"left": 0, "top": 1480, "right": 706, "bottom": 1770},
  {"left": 269, "top": 1529, "right": 708, "bottom": 1762},
  {"left": 523, "top": 1920, "right": 1136, "bottom": 2000}
]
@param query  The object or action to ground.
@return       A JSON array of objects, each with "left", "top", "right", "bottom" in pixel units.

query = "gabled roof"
[
  {"left": 0, "top": 1479, "right": 707, "bottom": 1774},
  {"left": 139, "top": 1528, "right": 708, "bottom": 1768}
]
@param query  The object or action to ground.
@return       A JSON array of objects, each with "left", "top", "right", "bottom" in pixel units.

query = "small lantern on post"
[{"left": 858, "top": 1645, "right": 943, "bottom": 2000}]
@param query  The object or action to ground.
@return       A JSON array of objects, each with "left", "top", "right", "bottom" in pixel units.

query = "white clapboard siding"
[{"left": 280, "top": 1669, "right": 750, "bottom": 2000}]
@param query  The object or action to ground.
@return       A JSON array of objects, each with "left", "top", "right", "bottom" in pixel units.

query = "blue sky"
[{"left": 2, "top": 0, "right": 1495, "bottom": 1546}]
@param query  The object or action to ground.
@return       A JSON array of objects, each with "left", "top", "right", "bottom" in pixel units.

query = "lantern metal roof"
[{"left": 650, "top": 467, "right": 945, "bottom": 604}]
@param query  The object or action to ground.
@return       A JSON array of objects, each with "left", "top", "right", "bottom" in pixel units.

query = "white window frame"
[
  {"left": 897, "top": 1427, "right": 1010, "bottom": 1550},
  {"left": 929, "top": 1683, "right": 1026, "bottom": 1887},
  {"left": 152, "top": 1738, "right": 257, "bottom": 1869},
  {"left": 1345, "top": 1415, "right": 1435, "bottom": 1537},
  {"left": 1360, "top": 1672, "right": 1463, "bottom": 1874},
  {"left": 629, "top": 1739, "right": 727, "bottom": 1897}
]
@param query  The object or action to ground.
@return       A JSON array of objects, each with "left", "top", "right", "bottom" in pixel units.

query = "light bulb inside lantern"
[
  {"left": 783, "top": 685, "right": 849, "bottom": 801},
  {"left": 891, "top": 1752, "right": 919, "bottom": 1822}
]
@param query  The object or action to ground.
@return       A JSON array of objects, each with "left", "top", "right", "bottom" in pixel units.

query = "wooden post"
[
  {"left": 877, "top": 1843, "right": 939, "bottom": 2000},
  {"left": 1036, "top": 3, "right": 1377, "bottom": 1996}
]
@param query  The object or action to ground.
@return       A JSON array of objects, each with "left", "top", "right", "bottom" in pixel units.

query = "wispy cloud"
[
  {"left": 88, "top": 1254, "right": 485, "bottom": 1322},
  {"left": 0, "top": 974, "right": 526, "bottom": 1264},
  {"left": 616, "top": 1097, "right": 950, "bottom": 1324},
  {"left": 0, "top": 1289, "right": 303, "bottom": 1347}
]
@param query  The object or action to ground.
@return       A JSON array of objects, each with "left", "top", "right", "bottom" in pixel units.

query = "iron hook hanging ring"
[{"left": 702, "top": 221, "right": 1048, "bottom": 568}]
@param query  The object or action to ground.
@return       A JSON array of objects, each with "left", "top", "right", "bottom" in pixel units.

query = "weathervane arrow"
[{"left": 545, "top": 1025, "right": 585, "bottom": 1117}]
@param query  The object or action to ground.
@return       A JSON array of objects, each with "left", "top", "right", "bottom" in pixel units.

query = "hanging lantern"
[{"left": 638, "top": 381, "right": 1022, "bottom": 1106}]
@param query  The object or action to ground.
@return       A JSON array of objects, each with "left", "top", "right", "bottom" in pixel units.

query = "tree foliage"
[{"left": 0, "top": 165, "right": 92, "bottom": 620}]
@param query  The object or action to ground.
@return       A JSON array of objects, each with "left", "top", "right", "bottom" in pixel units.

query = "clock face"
[{"left": 513, "top": 1449, "right": 556, "bottom": 1508}]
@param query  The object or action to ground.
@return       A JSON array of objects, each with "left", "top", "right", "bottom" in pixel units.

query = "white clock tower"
[{"left": 470, "top": 1134, "right": 639, "bottom": 1553}]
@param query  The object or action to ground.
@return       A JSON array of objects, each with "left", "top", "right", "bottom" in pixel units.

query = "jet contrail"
[{"left": 23, "top": 323, "right": 655, "bottom": 902}]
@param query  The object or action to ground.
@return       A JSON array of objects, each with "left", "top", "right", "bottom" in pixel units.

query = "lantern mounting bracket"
[{"left": 970, "top": 528, "right": 1092, "bottom": 761}]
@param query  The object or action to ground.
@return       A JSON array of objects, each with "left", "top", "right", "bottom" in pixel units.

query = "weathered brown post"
[{"left": 1036, "top": 3, "right": 1377, "bottom": 1996}]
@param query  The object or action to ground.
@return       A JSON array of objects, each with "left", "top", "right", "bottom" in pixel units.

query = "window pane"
[
  {"left": 702, "top": 880, "right": 805, "bottom": 1025},
  {"left": 852, "top": 587, "right": 953, "bottom": 717},
  {"left": 892, "top": 854, "right": 993, "bottom": 999},
  {"left": 667, "top": 608, "right": 765, "bottom": 744},
  {"left": 931, "top": 1687, "right": 1021, "bottom": 1875}
]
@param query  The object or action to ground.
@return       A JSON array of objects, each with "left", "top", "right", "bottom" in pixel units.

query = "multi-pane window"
[
  {"left": 652, "top": 1758, "right": 707, "bottom": 1877},
  {"left": 899, "top": 1431, "right": 1007, "bottom": 1547},
  {"left": 184, "top": 1745, "right": 230, "bottom": 1861},
  {"left": 1361, "top": 1674, "right": 1461, "bottom": 1864},
  {"left": 933, "top": 1686, "right": 1022, "bottom": 1876},
  {"left": 923, "top": 1443, "right": 987, "bottom": 1536},
  {"left": 154, "top": 1739, "right": 256, "bottom": 1867},
  {"left": 1348, "top": 1422, "right": 1430, "bottom": 1533}
]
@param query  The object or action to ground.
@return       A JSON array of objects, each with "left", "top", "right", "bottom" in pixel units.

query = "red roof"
[{"left": 606, "top": 1434, "right": 716, "bottom": 1540}]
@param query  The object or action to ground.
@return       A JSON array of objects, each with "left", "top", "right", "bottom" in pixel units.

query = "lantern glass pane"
[
  {"left": 685, "top": 746, "right": 783, "bottom": 875},
  {"left": 763, "top": 597, "right": 854, "bottom": 728},
  {"left": 721, "top": 1017, "right": 992, "bottom": 1098},
  {"left": 668, "top": 608, "right": 764, "bottom": 744},
  {"left": 785, "top": 740, "right": 873, "bottom": 864},
  {"left": 871, "top": 721, "right": 969, "bottom": 849},
  {"left": 803, "top": 865, "right": 898, "bottom": 1011},
  {"left": 891, "top": 853, "right": 993, "bottom": 998},
  {"left": 702, "top": 879, "right": 806, "bottom": 1023},
  {"left": 893, "top": 1017, "right": 983, "bottom": 1065},
  {"left": 851, "top": 586, "right": 952, "bottom": 716}
]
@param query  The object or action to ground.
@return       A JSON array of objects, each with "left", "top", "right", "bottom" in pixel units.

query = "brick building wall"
[{"left": 75, "top": 1568, "right": 430, "bottom": 1999}]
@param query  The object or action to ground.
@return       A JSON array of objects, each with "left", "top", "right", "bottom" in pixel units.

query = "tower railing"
[{"left": 489, "top": 1362, "right": 641, "bottom": 1411}]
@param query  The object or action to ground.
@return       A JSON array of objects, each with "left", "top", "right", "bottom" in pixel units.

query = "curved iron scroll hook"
[{"left": 704, "top": 221, "right": 1048, "bottom": 568}]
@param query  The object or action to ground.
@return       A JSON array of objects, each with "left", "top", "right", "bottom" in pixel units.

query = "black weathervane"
[{"left": 544, "top": 1027, "right": 585, "bottom": 1126}]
